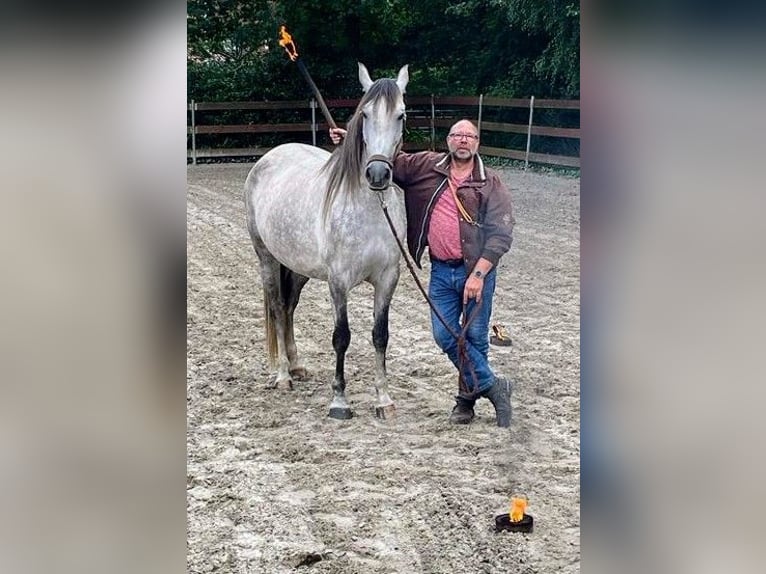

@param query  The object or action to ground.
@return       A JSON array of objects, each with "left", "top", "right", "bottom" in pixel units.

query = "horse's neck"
[{"left": 326, "top": 180, "right": 403, "bottom": 220}]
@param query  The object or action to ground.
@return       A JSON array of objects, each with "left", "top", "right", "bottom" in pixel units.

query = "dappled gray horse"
[{"left": 245, "top": 63, "right": 408, "bottom": 419}]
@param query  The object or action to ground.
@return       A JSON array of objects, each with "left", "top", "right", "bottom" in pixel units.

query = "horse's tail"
[{"left": 263, "top": 290, "right": 278, "bottom": 367}]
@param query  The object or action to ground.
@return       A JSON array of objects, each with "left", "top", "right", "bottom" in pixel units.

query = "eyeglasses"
[{"left": 448, "top": 133, "right": 479, "bottom": 141}]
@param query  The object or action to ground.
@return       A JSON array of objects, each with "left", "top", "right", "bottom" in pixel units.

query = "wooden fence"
[{"left": 187, "top": 95, "right": 579, "bottom": 168}]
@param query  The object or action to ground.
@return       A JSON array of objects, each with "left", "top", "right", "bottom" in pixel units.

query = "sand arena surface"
[{"left": 187, "top": 163, "right": 580, "bottom": 573}]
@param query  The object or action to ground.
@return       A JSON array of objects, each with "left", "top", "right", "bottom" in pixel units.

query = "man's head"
[{"left": 446, "top": 119, "right": 479, "bottom": 163}]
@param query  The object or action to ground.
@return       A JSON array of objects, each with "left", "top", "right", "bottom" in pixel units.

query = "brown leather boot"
[
  {"left": 481, "top": 377, "right": 512, "bottom": 427},
  {"left": 448, "top": 395, "right": 475, "bottom": 424}
]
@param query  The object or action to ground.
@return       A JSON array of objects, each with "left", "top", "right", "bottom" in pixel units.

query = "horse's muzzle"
[{"left": 365, "top": 155, "right": 393, "bottom": 191}]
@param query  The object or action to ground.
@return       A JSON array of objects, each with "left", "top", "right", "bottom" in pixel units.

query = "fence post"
[
  {"left": 190, "top": 100, "right": 197, "bottom": 165},
  {"left": 310, "top": 98, "right": 317, "bottom": 146},
  {"left": 524, "top": 95, "right": 535, "bottom": 170},
  {"left": 477, "top": 94, "right": 483, "bottom": 137},
  {"left": 430, "top": 94, "right": 435, "bottom": 150}
]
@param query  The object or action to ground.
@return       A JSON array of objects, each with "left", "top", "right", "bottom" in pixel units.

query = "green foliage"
[
  {"left": 483, "top": 156, "right": 580, "bottom": 178},
  {"left": 493, "top": 0, "right": 580, "bottom": 96},
  {"left": 188, "top": 0, "right": 579, "bottom": 102}
]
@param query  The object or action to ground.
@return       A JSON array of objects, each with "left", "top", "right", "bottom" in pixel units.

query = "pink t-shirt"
[{"left": 427, "top": 174, "right": 469, "bottom": 260}]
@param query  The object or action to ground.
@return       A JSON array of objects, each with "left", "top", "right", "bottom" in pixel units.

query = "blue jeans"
[{"left": 429, "top": 260, "right": 497, "bottom": 395}]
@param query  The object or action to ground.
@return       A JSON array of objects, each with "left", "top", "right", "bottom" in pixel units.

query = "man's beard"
[{"left": 451, "top": 148, "right": 474, "bottom": 162}]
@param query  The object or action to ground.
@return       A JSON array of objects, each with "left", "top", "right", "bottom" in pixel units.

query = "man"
[{"left": 330, "top": 120, "right": 514, "bottom": 427}]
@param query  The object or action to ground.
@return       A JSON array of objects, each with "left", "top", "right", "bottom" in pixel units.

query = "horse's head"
[
  {"left": 322, "top": 63, "right": 409, "bottom": 216},
  {"left": 356, "top": 63, "right": 409, "bottom": 191}
]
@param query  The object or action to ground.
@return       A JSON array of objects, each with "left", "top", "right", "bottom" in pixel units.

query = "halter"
[
  {"left": 365, "top": 154, "right": 395, "bottom": 191},
  {"left": 364, "top": 129, "right": 403, "bottom": 191},
  {"left": 366, "top": 154, "right": 393, "bottom": 170}
]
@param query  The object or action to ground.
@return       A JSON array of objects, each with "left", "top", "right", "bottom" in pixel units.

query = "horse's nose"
[{"left": 365, "top": 160, "right": 392, "bottom": 190}]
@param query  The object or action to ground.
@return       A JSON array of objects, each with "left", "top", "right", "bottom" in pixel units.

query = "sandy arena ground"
[{"left": 187, "top": 162, "right": 580, "bottom": 573}]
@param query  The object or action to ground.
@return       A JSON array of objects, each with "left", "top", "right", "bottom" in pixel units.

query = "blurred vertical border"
[
  {"left": 584, "top": 1, "right": 766, "bottom": 572},
  {"left": 0, "top": 2, "right": 186, "bottom": 573}
]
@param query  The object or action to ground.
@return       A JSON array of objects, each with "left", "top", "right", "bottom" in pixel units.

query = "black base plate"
[{"left": 495, "top": 513, "right": 533, "bottom": 533}]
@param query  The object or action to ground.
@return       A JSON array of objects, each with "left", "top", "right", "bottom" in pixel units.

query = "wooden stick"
[{"left": 295, "top": 59, "right": 337, "bottom": 129}]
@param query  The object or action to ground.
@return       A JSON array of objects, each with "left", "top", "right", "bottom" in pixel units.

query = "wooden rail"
[{"left": 187, "top": 96, "right": 579, "bottom": 168}]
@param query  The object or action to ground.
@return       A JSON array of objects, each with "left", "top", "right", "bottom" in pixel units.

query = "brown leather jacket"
[{"left": 393, "top": 151, "right": 515, "bottom": 273}]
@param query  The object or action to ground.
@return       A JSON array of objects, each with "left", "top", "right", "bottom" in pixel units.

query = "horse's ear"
[
  {"left": 358, "top": 62, "right": 373, "bottom": 93},
  {"left": 396, "top": 65, "right": 409, "bottom": 94}
]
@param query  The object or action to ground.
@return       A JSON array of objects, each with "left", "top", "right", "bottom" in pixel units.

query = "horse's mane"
[{"left": 320, "top": 79, "right": 402, "bottom": 221}]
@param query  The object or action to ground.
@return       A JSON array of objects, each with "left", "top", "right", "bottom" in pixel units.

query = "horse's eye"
[{"left": 398, "top": 113, "right": 405, "bottom": 121}]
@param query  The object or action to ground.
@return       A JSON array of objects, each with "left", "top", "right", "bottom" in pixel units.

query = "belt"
[{"left": 431, "top": 257, "right": 464, "bottom": 268}]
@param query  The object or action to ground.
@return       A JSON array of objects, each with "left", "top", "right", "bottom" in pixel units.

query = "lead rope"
[{"left": 375, "top": 187, "right": 483, "bottom": 397}]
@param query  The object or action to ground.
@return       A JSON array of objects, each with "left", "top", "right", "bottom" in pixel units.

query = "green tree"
[
  {"left": 494, "top": 0, "right": 580, "bottom": 96},
  {"left": 187, "top": 0, "right": 580, "bottom": 101}
]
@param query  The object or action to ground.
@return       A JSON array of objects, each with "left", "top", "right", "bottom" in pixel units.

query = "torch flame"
[
  {"left": 279, "top": 25, "right": 298, "bottom": 61},
  {"left": 510, "top": 497, "right": 527, "bottom": 522}
]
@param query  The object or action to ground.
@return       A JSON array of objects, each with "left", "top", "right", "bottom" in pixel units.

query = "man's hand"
[
  {"left": 463, "top": 274, "right": 484, "bottom": 304},
  {"left": 330, "top": 128, "right": 347, "bottom": 145},
  {"left": 463, "top": 259, "right": 493, "bottom": 304}
]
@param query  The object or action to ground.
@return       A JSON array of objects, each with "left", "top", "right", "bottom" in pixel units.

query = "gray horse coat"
[{"left": 245, "top": 63, "right": 409, "bottom": 419}]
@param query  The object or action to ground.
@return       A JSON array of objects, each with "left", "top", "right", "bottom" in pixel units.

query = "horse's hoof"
[
  {"left": 328, "top": 407, "right": 353, "bottom": 420},
  {"left": 275, "top": 378, "right": 294, "bottom": 391},
  {"left": 289, "top": 367, "right": 309, "bottom": 381},
  {"left": 375, "top": 404, "right": 396, "bottom": 419}
]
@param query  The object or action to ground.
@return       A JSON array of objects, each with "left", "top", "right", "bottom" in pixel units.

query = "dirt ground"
[{"left": 187, "top": 162, "right": 580, "bottom": 573}]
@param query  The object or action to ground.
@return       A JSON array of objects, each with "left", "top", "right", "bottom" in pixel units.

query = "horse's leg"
[
  {"left": 372, "top": 269, "right": 399, "bottom": 419},
  {"left": 255, "top": 252, "right": 293, "bottom": 390},
  {"left": 282, "top": 268, "right": 310, "bottom": 381},
  {"left": 328, "top": 282, "right": 353, "bottom": 419}
]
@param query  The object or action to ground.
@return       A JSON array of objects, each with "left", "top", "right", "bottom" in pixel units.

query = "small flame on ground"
[
  {"left": 510, "top": 497, "right": 527, "bottom": 522},
  {"left": 279, "top": 25, "right": 298, "bottom": 61}
]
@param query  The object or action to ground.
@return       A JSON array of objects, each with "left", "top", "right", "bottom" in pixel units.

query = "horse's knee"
[
  {"left": 372, "top": 309, "right": 390, "bottom": 351},
  {"left": 332, "top": 317, "right": 350, "bottom": 354}
]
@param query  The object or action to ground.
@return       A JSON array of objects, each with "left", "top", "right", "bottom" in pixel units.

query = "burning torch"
[
  {"left": 495, "top": 497, "right": 534, "bottom": 533},
  {"left": 278, "top": 26, "right": 338, "bottom": 130}
]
